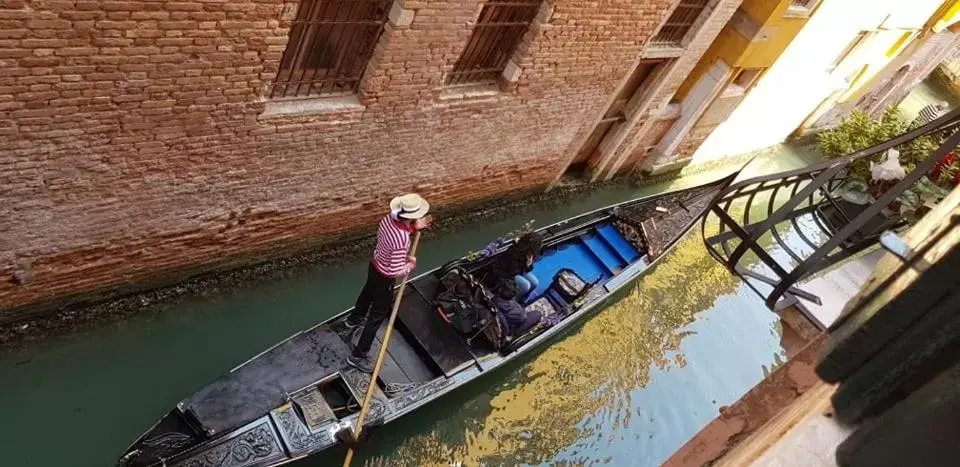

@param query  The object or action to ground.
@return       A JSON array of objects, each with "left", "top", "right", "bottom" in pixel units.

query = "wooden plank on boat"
[
  {"left": 375, "top": 325, "right": 436, "bottom": 383},
  {"left": 292, "top": 387, "right": 336, "bottom": 430},
  {"left": 604, "top": 256, "right": 650, "bottom": 292},
  {"left": 640, "top": 218, "right": 662, "bottom": 260},
  {"left": 396, "top": 286, "right": 476, "bottom": 376},
  {"left": 181, "top": 326, "right": 353, "bottom": 434},
  {"left": 373, "top": 326, "right": 436, "bottom": 386}
]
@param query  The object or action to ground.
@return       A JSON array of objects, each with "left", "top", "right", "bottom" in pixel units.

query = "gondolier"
[{"left": 346, "top": 193, "right": 432, "bottom": 372}]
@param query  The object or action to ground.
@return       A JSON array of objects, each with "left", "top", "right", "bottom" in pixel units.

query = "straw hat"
[{"left": 390, "top": 193, "right": 430, "bottom": 220}]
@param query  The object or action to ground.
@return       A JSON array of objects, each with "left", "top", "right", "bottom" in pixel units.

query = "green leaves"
[
  {"left": 818, "top": 108, "right": 909, "bottom": 159},
  {"left": 834, "top": 178, "right": 873, "bottom": 205}
]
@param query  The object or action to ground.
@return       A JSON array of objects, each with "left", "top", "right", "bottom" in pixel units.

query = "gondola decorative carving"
[
  {"left": 390, "top": 378, "right": 454, "bottom": 408},
  {"left": 341, "top": 369, "right": 371, "bottom": 396},
  {"left": 173, "top": 420, "right": 283, "bottom": 467},
  {"left": 340, "top": 370, "right": 388, "bottom": 421},
  {"left": 273, "top": 406, "right": 334, "bottom": 453},
  {"left": 139, "top": 431, "right": 195, "bottom": 460}
]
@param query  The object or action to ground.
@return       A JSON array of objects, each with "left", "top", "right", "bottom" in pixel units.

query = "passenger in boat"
[
  {"left": 346, "top": 193, "right": 432, "bottom": 373},
  {"left": 491, "top": 231, "right": 544, "bottom": 299},
  {"left": 495, "top": 280, "right": 542, "bottom": 338}
]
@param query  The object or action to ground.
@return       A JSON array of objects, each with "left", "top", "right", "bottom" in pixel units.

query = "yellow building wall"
[
  {"left": 835, "top": 30, "right": 911, "bottom": 102},
  {"left": 741, "top": 0, "right": 790, "bottom": 24},
  {"left": 689, "top": 0, "right": 950, "bottom": 166},
  {"left": 673, "top": 0, "right": 810, "bottom": 101},
  {"left": 674, "top": 28, "right": 750, "bottom": 100},
  {"left": 736, "top": 17, "right": 807, "bottom": 68},
  {"left": 933, "top": 0, "right": 960, "bottom": 31}
]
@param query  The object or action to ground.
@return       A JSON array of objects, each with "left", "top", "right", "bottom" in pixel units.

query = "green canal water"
[{"left": 0, "top": 153, "right": 816, "bottom": 467}]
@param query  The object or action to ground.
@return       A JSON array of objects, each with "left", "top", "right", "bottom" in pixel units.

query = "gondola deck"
[{"left": 119, "top": 177, "right": 733, "bottom": 467}]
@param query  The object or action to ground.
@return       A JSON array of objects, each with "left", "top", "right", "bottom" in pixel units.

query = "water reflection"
[{"left": 319, "top": 230, "right": 785, "bottom": 467}]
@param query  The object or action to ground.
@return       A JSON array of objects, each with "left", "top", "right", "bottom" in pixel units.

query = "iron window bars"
[
  {"left": 271, "top": 0, "right": 390, "bottom": 98},
  {"left": 445, "top": 0, "right": 541, "bottom": 87},
  {"left": 651, "top": 0, "right": 710, "bottom": 47}
]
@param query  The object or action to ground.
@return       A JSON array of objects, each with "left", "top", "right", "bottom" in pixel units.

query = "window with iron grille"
[
  {"left": 651, "top": 0, "right": 710, "bottom": 47},
  {"left": 445, "top": 0, "right": 541, "bottom": 87},
  {"left": 271, "top": 0, "right": 390, "bottom": 99},
  {"left": 790, "top": 0, "right": 815, "bottom": 7}
]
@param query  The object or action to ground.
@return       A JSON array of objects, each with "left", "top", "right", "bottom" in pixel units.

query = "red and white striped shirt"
[{"left": 372, "top": 214, "right": 415, "bottom": 278}]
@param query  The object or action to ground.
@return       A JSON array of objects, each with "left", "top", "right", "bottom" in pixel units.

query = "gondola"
[{"left": 118, "top": 175, "right": 734, "bottom": 467}]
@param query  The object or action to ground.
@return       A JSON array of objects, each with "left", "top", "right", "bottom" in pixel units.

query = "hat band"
[{"left": 397, "top": 205, "right": 423, "bottom": 219}]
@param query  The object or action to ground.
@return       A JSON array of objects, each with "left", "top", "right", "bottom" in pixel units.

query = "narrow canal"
[{"left": 0, "top": 154, "right": 815, "bottom": 467}]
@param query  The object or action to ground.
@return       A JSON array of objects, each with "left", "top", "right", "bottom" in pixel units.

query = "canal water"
[{"left": 0, "top": 154, "right": 814, "bottom": 467}]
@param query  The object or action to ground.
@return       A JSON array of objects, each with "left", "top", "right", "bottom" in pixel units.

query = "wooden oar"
[{"left": 342, "top": 231, "right": 421, "bottom": 467}]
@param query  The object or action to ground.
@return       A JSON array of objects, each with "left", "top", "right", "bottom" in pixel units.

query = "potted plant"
[{"left": 816, "top": 107, "right": 951, "bottom": 239}]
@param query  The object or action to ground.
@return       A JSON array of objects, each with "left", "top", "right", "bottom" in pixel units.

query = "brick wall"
[{"left": 0, "top": 0, "right": 675, "bottom": 316}]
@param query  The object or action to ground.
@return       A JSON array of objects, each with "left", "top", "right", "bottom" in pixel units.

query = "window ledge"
[
  {"left": 783, "top": 5, "right": 813, "bottom": 18},
  {"left": 261, "top": 94, "right": 364, "bottom": 118},
  {"left": 643, "top": 44, "right": 685, "bottom": 59},
  {"left": 438, "top": 83, "right": 501, "bottom": 101}
]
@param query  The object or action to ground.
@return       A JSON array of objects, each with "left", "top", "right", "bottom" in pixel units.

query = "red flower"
[
  {"left": 869, "top": 180, "right": 902, "bottom": 212},
  {"left": 931, "top": 152, "right": 958, "bottom": 183}
]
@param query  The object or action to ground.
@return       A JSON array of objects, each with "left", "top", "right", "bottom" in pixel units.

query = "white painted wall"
[{"left": 689, "top": 0, "right": 946, "bottom": 165}]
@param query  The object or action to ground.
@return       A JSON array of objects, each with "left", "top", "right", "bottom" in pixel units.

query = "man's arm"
[{"left": 414, "top": 215, "right": 433, "bottom": 231}]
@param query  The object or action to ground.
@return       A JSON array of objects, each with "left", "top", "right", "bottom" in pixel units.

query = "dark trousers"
[{"left": 348, "top": 262, "right": 396, "bottom": 357}]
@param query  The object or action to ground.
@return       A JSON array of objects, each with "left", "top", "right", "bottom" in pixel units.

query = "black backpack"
[
  {"left": 435, "top": 270, "right": 480, "bottom": 334},
  {"left": 434, "top": 268, "right": 503, "bottom": 345}
]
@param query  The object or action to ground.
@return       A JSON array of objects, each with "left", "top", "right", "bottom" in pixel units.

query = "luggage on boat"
[
  {"left": 434, "top": 267, "right": 503, "bottom": 346},
  {"left": 552, "top": 268, "right": 588, "bottom": 302}
]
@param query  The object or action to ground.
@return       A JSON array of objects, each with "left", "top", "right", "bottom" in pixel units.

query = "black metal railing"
[
  {"left": 790, "top": 0, "right": 815, "bottom": 8},
  {"left": 271, "top": 0, "right": 390, "bottom": 98},
  {"left": 701, "top": 107, "right": 960, "bottom": 313},
  {"left": 445, "top": 0, "right": 541, "bottom": 87},
  {"left": 651, "top": 0, "right": 710, "bottom": 47}
]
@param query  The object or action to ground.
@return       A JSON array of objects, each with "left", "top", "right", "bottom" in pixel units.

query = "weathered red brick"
[
  {"left": 164, "top": 2, "right": 203, "bottom": 12},
  {"left": 0, "top": 29, "right": 27, "bottom": 39},
  {"left": 53, "top": 46, "right": 97, "bottom": 56},
  {"left": 0, "top": 0, "right": 26, "bottom": 9},
  {"left": 158, "top": 20, "right": 196, "bottom": 30},
  {"left": 0, "top": 0, "right": 739, "bottom": 320},
  {"left": 130, "top": 11, "right": 170, "bottom": 21},
  {"left": 101, "top": 2, "right": 144, "bottom": 11},
  {"left": 0, "top": 9, "right": 31, "bottom": 20},
  {"left": 95, "top": 20, "right": 137, "bottom": 29},
  {"left": 21, "top": 38, "right": 66, "bottom": 48},
  {"left": 26, "top": 19, "right": 71, "bottom": 29},
  {"left": 0, "top": 48, "right": 30, "bottom": 58}
]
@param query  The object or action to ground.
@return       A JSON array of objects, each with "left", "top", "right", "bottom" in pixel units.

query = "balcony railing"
[{"left": 701, "top": 108, "right": 960, "bottom": 314}]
